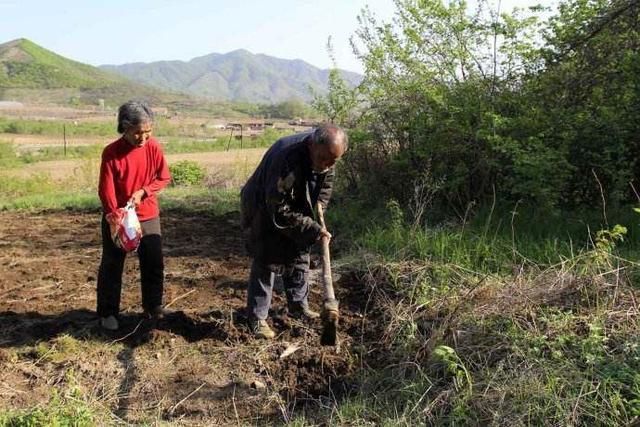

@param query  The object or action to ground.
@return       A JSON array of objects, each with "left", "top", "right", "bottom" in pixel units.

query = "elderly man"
[
  {"left": 240, "top": 124, "right": 348, "bottom": 339},
  {"left": 97, "top": 100, "right": 171, "bottom": 331}
]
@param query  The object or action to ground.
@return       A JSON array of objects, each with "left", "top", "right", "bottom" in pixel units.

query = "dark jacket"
[{"left": 241, "top": 131, "right": 335, "bottom": 264}]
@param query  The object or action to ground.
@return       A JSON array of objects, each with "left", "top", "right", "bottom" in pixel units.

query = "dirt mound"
[{"left": 0, "top": 209, "right": 379, "bottom": 423}]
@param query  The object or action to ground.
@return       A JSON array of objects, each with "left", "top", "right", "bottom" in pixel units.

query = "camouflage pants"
[{"left": 246, "top": 250, "right": 310, "bottom": 320}]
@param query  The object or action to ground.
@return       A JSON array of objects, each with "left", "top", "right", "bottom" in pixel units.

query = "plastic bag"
[{"left": 112, "top": 202, "right": 142, "bottom": 252}]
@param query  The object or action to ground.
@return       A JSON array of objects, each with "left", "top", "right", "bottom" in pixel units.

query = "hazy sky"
[{"left": 0, "top": 0, "right": 551, "bottom": 73}]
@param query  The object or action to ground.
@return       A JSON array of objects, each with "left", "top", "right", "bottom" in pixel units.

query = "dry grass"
[{"left": 322, "top": 251, "right": 640, "bottom": 425}]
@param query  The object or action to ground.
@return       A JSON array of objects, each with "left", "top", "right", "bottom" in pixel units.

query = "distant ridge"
[{"left": 100, "top": 49, "right": 362, "bottom": 103}]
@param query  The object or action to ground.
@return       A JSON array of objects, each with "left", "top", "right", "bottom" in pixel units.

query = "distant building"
[
  {"left": 247, "top": 122, "right": 264, "bottom": 131},
  {"left": 226, "top": 123, "right": 243, "bottom": 130},
  {"left": 225, "top": 121, "right": 275, "bottom": 133},
  {"left": 207, "top": 123, "right": 227, "bottom": 130},
  {"left": 152, "top": 107, "right": 169, "bottom": 117},
  {"left": 288, "top": 118, "right": 318, "bottom": 127}
]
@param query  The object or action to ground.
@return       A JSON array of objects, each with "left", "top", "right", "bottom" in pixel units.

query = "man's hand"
[
  {"left": 318, "top": 228, "right": 332, "bottom": 242},
  {"left": 129, "top": 189, "right": 146, "bottom": 207}
]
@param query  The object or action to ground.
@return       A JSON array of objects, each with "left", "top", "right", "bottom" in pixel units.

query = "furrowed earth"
[{"left": 0, "top": 209, "right": 378, "bottom": 424}]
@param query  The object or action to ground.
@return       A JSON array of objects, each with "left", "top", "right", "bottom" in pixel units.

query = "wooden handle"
[{"left": 317, "top": 203, "right": 335, "bottom": 301}]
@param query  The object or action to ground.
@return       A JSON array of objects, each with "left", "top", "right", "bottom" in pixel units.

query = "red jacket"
[{"left": 98, "top": 137, "right": 171, "bottom": 221}]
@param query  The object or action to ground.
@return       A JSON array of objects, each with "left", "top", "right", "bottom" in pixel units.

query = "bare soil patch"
[{"left": 0, "top": 209, "right": 375, "bottom": 424}]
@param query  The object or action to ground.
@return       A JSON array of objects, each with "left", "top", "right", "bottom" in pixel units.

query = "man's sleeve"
[
  {"left": 98, "top": 154, "right": 118, "bottom": 215},
  {"left": 264, "top": 160, "right": 321, "bottom": 247},
  {"left": 142, "top": 144, "right": 171, "bottom": 196},
  {"left": 317, "top": 167, "right": 335, "bottom": 210}
]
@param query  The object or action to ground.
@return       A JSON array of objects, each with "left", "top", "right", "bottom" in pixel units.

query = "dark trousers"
[
  {"left": 246, "top": 251, "right": 310, "bottom": 320},
  {"left": 96, "top": 215, "right": 164, "bottom": 317}
]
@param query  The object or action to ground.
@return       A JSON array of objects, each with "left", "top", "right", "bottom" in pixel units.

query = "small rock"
[
  {"left": 279, "top": 344, "right": 300, "bottom": 360},
  {"left": 250, "top": 380, "right": 266, "bottom": 390}
]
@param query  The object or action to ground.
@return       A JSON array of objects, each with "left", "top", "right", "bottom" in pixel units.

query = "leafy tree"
[
  {"left": 350, "top": 0, "right": 543, "bottom": 215},
  {"left": 264, "top": 99, "right": 315, "bottom": 119},
  {"left": 536, "top": 0, "right": 640, "bottom": 206},
  {"left": 312, "top": 37, "right": 359, "bottom": 126},
  {"left": 345, "top": 0, "right": 639, "bottom": 219}
]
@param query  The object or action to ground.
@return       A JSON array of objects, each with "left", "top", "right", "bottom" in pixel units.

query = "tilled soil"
[{"left": 0, "top": 209, "right": 377, "bottom": 424}]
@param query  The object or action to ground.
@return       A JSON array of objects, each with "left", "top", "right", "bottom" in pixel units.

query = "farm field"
[
  {"left": 0, "top": 104, "right": 380, "bottom": 424},
  {"left": 3, "top": 0, "right": 640, "bottom": 418},
  {"left": 0, "top": 208, "right": 375, "bottom": 424}
]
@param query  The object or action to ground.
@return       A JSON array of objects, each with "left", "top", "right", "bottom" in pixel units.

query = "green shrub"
[{"left": 169, "top": 160, "right": 206, "bottom": 186}]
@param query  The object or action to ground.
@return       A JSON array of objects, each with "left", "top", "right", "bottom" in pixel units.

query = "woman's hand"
[
  {"left": 129, "top": 189, "right": 146, "bottom": 206},
  {"left": 105, "top": 212, "right": 120, "bottom": 239}
]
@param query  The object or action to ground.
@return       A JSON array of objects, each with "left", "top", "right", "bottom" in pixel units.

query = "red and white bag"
[{"left": 110, "top": 202, "right": 142, "bottom": 252}]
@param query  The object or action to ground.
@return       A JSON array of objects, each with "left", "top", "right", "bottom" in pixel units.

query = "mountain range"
[
  {"left": 101, "top": 49, "right": 361, "bottom": 103},
  {"left": 0, "top": 38, "right": 361, "bottom": 106}
]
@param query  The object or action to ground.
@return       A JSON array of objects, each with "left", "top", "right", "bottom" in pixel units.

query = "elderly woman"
[{"left": 97, "top": 100, "right": 171, "bottom": 330}]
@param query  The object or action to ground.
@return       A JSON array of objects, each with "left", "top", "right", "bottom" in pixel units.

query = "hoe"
[{"left": 316, "top": 203, "right": 339, "bottom": 346}]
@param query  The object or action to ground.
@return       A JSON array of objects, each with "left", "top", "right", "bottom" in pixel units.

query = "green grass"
[
  {"left": 162, "top": 187, "right": 240, "bottom": 214},
  {"left": 0, "top": 141, "right": 22, "bottom": 167},
  {"left": 0, "top": 127, "right": 283, "bottom": 166},
  {"left": 0, "top": 144, "right": 247, "bottom": 212},
  {"left": 0, "top": 368, "right": 98, "bottom": 427},
  {"left": 330, "top": 197, "right": 640, "bottom": 273},
  {"left": 0, "top": 117, "right": 114, "bottom": 136},
  {"left": 0, "top": 173, "right": 239, "bottom": 214},
  {"left": 0, "top": 348, "right": 99, "bottom": 426},
  {"left": 0, "top": 117, "right": 195, "bottom": 138},
  {"left": 3, "top": 139, "right": 235, "bottom": 164},
  {"left": 0, "top": 115, "right": 292, "bottom": 140},
  {"left": 0, "top": 173, "right": 66, "bottom": 199},
  {"left": 303, "top": 195, "right": 640, "bottom": 426},
  {"left": 20, "top": 145, "right": 105, "bottom": 163},
  {"left": 0, "top": 402, "right": 95, "bottom": 427}
]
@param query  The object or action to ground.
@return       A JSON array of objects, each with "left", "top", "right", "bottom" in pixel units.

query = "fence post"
[{"left": 226, "top": 127, "right": 234, "bottom": 151}]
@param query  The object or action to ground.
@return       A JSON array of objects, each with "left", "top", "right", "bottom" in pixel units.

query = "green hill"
[
  {"left": 0, "top": 38, "right": 123, "bottom": 89},
  {"left": 100, "top": 49, "right": 363, "bottom": 103},
  {"left": 0, "top": 38, "right": 195, "bottom": 107}
]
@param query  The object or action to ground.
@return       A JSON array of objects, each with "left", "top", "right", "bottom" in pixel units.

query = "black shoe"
[
  {"left": 145, "top": 306, "right": 172, "bottom": 321},
  {"left": 99, "top": 315, "right": 119, "bottom": 331}
]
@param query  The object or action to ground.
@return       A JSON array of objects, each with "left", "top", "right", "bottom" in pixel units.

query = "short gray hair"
[
  {"left": 312, "top": 124, "right": 348, "bottom": 151},
  {"left": 117, "top": 100, "right": 154, "bottom": 134}
]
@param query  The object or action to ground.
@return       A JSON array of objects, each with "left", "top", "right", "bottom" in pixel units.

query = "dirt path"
[
  {"left": 2, "top": 148, "right": 267, "bottom": 181},
  {"left": 0, "top": 133, "right": 108, "bottom": 148},
  {"left": 0, "top": 209, "right": 373, "bottom": 424}
]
